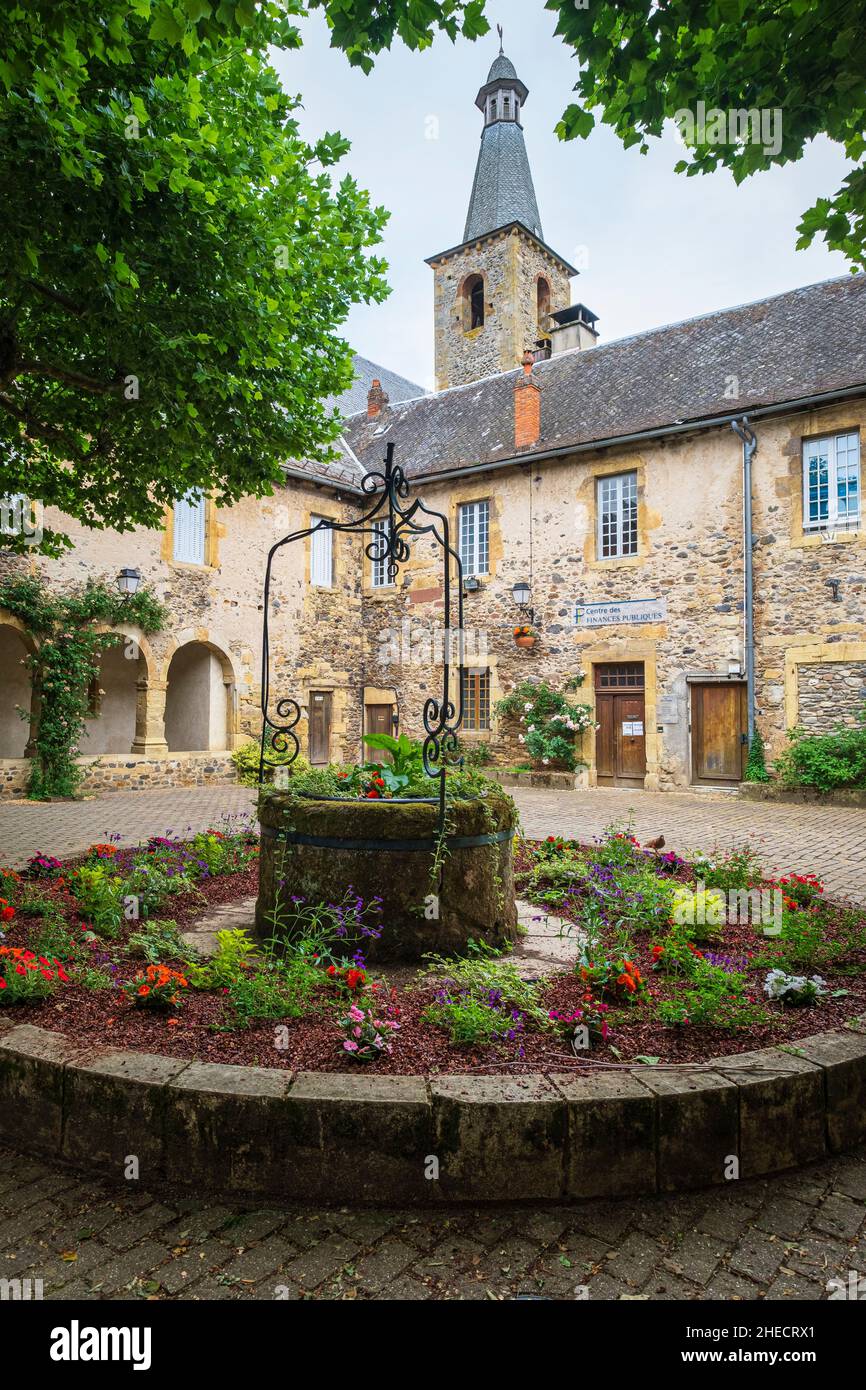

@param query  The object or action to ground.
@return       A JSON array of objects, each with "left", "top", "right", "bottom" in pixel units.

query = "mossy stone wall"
[{"left": 256, "top": 788, "right": 518, "bottom": 960}]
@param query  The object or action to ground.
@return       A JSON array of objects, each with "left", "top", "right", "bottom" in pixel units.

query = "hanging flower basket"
[{"left": 513, "top": 625, "right": 537, "bottom": 649}]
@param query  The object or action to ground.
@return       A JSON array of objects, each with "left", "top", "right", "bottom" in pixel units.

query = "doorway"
[
  {"left": 364, "top": 703, "right": 394, "bottom": 762},
  {"left": 594, "top": 663, "right": 646, "bottom": 787},
  {"left": 691, "top": 682, "right": 747, "bottom": 783},
  {"left": 308, "top": 691, "right": 333, "bottom": 765}
]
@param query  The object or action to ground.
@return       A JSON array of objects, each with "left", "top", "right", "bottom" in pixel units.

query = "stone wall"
[
  {"left": 796, "top": 662, "right": 866, "bottom": 732},
  {"left": 3, "top": 393, "right": 865, "bottom": 798},
  {"left": 431, "top": 226, "right": 571, "bottom": 390}
]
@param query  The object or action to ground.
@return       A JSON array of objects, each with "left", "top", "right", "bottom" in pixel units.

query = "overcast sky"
[{"left": 272, "top": 2, "right": 851, "bottom": 394}]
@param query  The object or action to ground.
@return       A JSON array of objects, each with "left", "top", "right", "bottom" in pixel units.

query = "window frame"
[
  {"left": 596, "top": 471, "right": 638, "bottom": 560},
  {"left": 802, "top": 431, "right": 861, "bottom": 533},
  {"left": 461, "top": 667, "right": 491, "bottom": 732},
  {"left": 370, "top": 518, "right": 393, "bottom": 589},
  {"left": 309, "top": 514, "right": 334, "bottom": 588},
  {"left": 458, "top": 498, "right": 490, "bottom": 577}
]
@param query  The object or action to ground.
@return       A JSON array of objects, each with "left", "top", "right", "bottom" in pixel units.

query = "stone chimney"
[
  {"left": 367, "top": 378, "right": 389, "bottom": 419},
  {"left": 514, "top": 351, "right": 541, "bottom": 449},
  {"left": 549, "top": 303, "right": 600, "bottom": 356}
]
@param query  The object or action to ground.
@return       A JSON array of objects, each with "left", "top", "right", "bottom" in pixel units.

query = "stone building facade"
[{"left": 1, "top": 47, "right": 865, "bottom": 798}]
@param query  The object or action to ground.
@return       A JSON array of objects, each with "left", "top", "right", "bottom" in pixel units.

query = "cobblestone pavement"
[
  {"left": 1, "top": 783, "right": 864, "bottom": 902},
  {"left": 1, "top": 1144, "right": 864, "bottom": 1301}
]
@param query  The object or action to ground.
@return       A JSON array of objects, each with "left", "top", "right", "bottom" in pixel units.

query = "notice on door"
[{"left": 622, "top": 721, "right": 644, "bottom": 736}]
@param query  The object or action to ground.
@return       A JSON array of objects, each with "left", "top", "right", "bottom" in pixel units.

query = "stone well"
[{"left": 255, "top": 786, "right": 518, "bottom": 961}]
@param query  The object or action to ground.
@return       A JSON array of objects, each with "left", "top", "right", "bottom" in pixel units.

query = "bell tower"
[{"left": 426, "top": 41, "right": 581, "bottom": 392}]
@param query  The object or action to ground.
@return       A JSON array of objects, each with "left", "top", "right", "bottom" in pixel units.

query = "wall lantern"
[
  {"left": 512, "top": 580, "right": 537, "bottom": 626},
  {"left": 727, "top": 658, "right": 743, "bottom": 679},
  {"left": 115, "top": 567, "right": 142, "bottom": 598}
]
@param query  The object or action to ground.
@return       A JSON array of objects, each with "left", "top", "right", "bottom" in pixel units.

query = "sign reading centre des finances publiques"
[{"left": 573, "top": 597, "right": 668, "bottom": 628}]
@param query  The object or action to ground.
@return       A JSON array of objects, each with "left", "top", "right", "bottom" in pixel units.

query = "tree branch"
[
  {"left": 0, "top": 391, "right": 86, "bottom": 459},
  {"left": 15, "top": 361, "right": 126, "bottom": 395}
]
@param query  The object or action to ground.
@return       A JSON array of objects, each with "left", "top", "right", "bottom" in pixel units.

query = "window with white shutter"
[
  {"left": 310, "top": 515, "right": 334, "bottom": 587},
  {"left": 458, "top": 500, "right": 490, "bottom": 576},
  {"left": 173, "top": 491, "right": 206, "bottom": 564}
]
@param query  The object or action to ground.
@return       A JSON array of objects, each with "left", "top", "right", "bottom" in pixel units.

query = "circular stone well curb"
[{"left": 1, "top": 1016, "right": 865, "bottom": 1203}]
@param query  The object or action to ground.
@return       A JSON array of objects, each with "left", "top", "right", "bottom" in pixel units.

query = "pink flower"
[
  {"left": 353, "top": 1026, "right": 362, "bottom": 1038},
  {"left": 343, "top": 1040, "right": 359, "bottom": 1052}
]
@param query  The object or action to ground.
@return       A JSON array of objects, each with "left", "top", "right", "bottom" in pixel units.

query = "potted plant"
[{"left": 513, "top": 624, "right": 537, "bottom": 649}]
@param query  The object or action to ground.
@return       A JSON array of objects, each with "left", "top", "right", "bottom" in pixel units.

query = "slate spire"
[{"left": 463, "top": 50, "right": 542, "bottom": 242}]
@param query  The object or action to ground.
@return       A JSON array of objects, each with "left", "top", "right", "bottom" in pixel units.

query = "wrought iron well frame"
[{"left": 259, "top": 443, "right": 466, "bottom": 830}]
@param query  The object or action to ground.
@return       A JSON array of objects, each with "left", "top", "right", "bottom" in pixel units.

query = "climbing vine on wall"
[
  {"left": 495, "top": 679, "right": 595, "bottom": 771},
  {"left": 0, "top": 576, "right": 166, "bottom": 799}
]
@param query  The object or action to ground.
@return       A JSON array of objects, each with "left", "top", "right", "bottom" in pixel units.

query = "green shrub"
[
  {"left": 775, "top": 708, "right": 866, "bottom": 792},
  {"left": 494, "top": 680, "right": 593, "bottom": 771},
  {"left": 127, "top": 919, "right": 191, "bottom": 964},
  {"left": 232, "top": 738, "right": 311, "bottom": 786},
  {"left": 420, "top": 944, "right": 551, "bottom": 1045}
]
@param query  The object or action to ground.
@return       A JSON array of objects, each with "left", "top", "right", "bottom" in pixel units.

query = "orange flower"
[{"left": 137, "top": 985, "right": 150, "bottom": 997}]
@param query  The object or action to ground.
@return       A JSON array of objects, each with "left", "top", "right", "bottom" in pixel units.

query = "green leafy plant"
[
  {"left": 495, "top": 680, "right": 593, "bottom": 771},
  {"left": 185, "top": 928, "right": 257, "bottom": 989},
  {"left": 127, "top": 919, "right": 191, "bottom": 965},
  {"left": 70, "top": 862, "right": 125, "bottom": 939},
  {"left": 774, "top": 709, "right": 866, "bottom": 793},
  {"left": 123, "top": 962, "right": 189, "bottom": 1011},
  {"left": 744, "top": 727, "right": 771, "bottom": 783},
  {"left": 231, "top": 741, "right": 311, "bottom": 787},
  {"left": 0, "top": 945, "right": 70, "bottom": 1005},
  {"left": 420, "top": 944, "right": 551, "bottom": 1046},
  {"left": 692, "top": 846, "right": 764, "bottom": 893}
]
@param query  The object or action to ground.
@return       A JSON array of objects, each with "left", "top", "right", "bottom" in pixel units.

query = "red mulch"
[{"left": 3, "top": 841, "right": 866, "bottom": 1075}]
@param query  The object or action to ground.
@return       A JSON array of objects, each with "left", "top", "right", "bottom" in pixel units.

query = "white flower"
[
  {"left": 524, "top": 702, "right": 532, "bottom": 711},
  {"left": 518, "top": 734, "right": 525, "bottom": 743},
  {"left": 542, "top": 758, "right": 550, "bottom": 765}
]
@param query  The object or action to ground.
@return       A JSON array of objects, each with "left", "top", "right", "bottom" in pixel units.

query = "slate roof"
[
  {"left": 285, "top": 354, "right": 425, "bottom": 492},
  {"left": 340, "top": 276, "right": 866, "bottom": 483},
  {"left": 463, "top": 120, "right": 543, "bottom": 242}
]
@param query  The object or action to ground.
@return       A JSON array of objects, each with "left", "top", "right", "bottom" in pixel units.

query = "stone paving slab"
[
  {"left": 1, "top": 1142, "right": 862, "bottom": 1301},
  {"left": 2, "top": 783, "right": 863, "bottom": 902}
]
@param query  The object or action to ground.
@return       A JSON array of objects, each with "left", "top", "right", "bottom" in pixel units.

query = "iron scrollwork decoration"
[{"left": 259, "top": 443, "right": 466, "bottom": 830}]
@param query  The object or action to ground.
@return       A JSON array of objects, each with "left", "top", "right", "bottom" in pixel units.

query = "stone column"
[{"left": 131, "top": 677, "right": 169, "bottom": 753}]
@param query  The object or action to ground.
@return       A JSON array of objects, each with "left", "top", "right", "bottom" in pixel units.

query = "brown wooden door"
[
  {"left": 595, "top": 688, "right": 647, "bottom": 787},
  {"left": 691, "top": 682, "right": 747, "bottom": 783},
  {"left": 365, "top": 703, "right": 393, "bottom": 763},
  {"left": 308, "top": 691, "right": 332, "bottom": 765}
]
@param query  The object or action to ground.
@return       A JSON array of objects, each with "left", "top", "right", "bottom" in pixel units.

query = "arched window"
[
  {"left": 462, "top": 274, "right": 485, "bottom": 332},
  {"left": 537, "top": 277, "right": 551, "bottom": 330}
]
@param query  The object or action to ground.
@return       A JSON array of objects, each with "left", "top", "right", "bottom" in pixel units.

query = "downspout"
[{"left": 731, "top": 418, "right": 758, "bottom": 745}]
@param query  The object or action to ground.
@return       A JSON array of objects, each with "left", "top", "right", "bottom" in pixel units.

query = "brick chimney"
[
  {"left": 514, "top": 351, "right": 541, "bottom": 449},
  {"left": 367, "top": 378, "right": 389, "bottom": 419}
]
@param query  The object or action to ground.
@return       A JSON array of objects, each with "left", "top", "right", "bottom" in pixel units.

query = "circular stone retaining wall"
[
  {"left": 1, "top": 1016, "right": 865, "bottom": 1204},
  {"left": 255, "top": 787, "right": 518, "bottom": 961}
]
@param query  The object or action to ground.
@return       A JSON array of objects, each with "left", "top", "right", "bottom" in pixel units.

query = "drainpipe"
[{"left": 732, "top": 417, "right": 758, "bottom": 745}]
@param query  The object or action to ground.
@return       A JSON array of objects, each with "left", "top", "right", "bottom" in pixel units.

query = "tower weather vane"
[{"left": 497, "top": 23, "right": 503, "bottom": 54}]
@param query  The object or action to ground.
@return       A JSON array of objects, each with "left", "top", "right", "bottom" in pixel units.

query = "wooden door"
[
  {"left": 365, "top": 704, "right": 393, "bottom": 763},
  {"left": 594, "top": 665, "right": 646, "bottom": 787},
  {"left": 691, "top": 682, "right": 747, "bottom": 783},
  {"left": 308, "top": 691, "right": 332, "bottom": 765}
]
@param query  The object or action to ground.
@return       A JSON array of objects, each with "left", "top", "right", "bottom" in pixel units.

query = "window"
[
  {"left": 462, "top": 274, "right": 485, "bottom": 332},
  {"left": 536, "top": 278, "right": 551, "bottom": 330},
  {"left": 461, "top": 668, "right": 490, "bottom": 731},
  {"left": 173, "top": 491, "right": 206, "bottom": 564},
  {"left": 310, "top": 515, "right": 334, "bottom": 587},
  {"left": 802, "top": 432, "right": 861, "bottom": 532},
  {"left": 458, "top": 499, "right": 489, "bottom": 576},
  {"left": 371, "top": 518, "right": 392, "bottom": 588},
  {"left": 597, "top": 472, "right": 638, "bottom": 559}
]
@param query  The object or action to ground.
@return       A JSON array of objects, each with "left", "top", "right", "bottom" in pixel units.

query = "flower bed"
[{"left": 1, "top": 820, "right": 865, "bottom": 1076}]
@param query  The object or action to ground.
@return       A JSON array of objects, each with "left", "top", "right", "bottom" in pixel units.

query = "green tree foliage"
[
  {"left": 0, "top": 2, "right": 388, "bottom": 553},
  {"left": 310, "top": 0, "right": 866, "bottom": 270}
]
